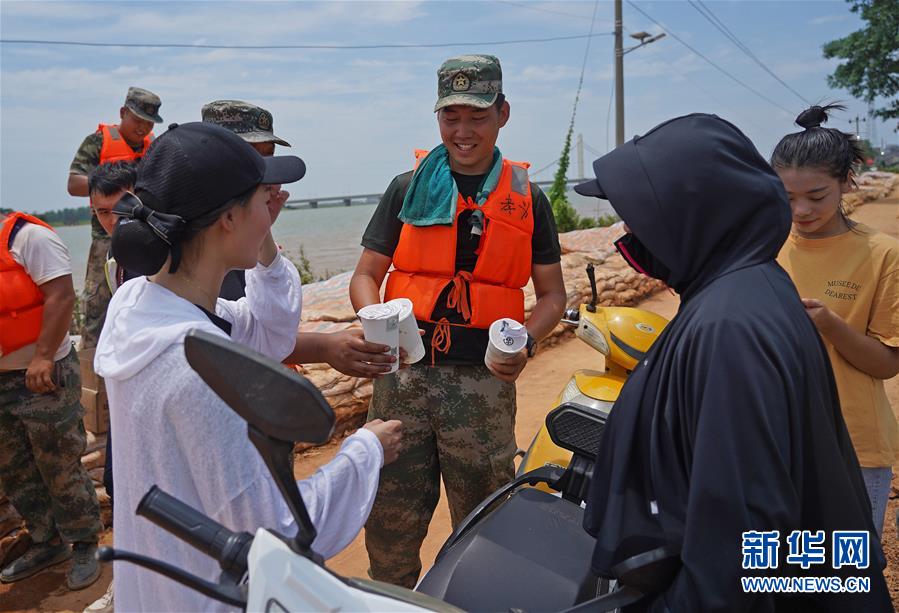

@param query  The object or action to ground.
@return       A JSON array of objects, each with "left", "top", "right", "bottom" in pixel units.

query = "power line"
[
  {"left": 688, "top": 0, "right": 810, "bottom": 105},
  {"left": 625, "top": 1, "right": 795, "bottom": 115},
  {"left": 630, "top": 26, "right": 768, "bottom": 134},
  {"left": 0, "top": 32, "right": 613, "bottom": 51},
  {"left": 496, "top": 0, "right": 602, "bottom": 21}
]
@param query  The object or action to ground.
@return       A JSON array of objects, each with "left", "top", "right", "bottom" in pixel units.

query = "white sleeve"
[
  {"left": 10, "top": 224, "right": 72, "bottom": 285},
  {"left": 298, "top": 428, "right": 384, "bottom": 558},
  {"left": 210, "top": 429, "right": 383, "bottom": 560},
  {"left": 170, "top": 371, "right": 382, "bottom": 561},
  {"left": 214, "top": 252, "right": 302, "bottom": 361}
]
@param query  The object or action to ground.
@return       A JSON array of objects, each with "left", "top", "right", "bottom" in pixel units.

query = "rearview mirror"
[{"left": 184, "top": 329, "right": 334, "bottom": 444}]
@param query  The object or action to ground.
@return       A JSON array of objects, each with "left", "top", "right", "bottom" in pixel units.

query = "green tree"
[
  {"left": 547, "top": 120, "right": 582, "bottom": 233},
  {"left": 823, "top": 0, "right": 899, "bottom": 125}
]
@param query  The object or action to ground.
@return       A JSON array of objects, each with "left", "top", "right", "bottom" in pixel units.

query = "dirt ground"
[{"left": 1, "top": 193, "right": 896, "bottom": 611}]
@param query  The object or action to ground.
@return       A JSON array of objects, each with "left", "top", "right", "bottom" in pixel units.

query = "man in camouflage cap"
[
  {"left": 202, "top": 100, "right": 290, "bottom": 157},
  {"left": 351, "top": 54, "right": 566, "bottom": 587},
  {"left": 201, "top": 100, "right": 291, "bottom": 299},
  {"left": 201, "top": 100, "right": 401, "bottom": 379},
  {"left": 66, "top": 86, "right": 163, "bottom": 351}
]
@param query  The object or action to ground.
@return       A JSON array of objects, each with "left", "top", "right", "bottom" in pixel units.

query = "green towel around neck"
[{"left": 398, "top": 144, "right": 503, "bottom": 226}]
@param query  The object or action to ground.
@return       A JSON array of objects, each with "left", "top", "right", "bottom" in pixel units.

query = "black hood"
[{"left": 583, "top": 114, "right": 790, "bottom": 297}]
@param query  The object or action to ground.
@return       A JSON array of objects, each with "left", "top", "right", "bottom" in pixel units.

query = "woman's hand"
[
  {"left": 266, "top": 186, "right": 289, "bottom": 224},
  {"left": 363, "top": 419, "right": 404, "bottom": 465},
  {"left": 801, "top": 298, "right": 838, "bottom": 334}
]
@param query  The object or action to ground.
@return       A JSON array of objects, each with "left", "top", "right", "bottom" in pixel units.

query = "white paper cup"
[
  {"left": 387, "top": 298, "right": 426, "bottom": 365},
  {"left": 485, "top": 318, "right": 528, "bottom": 367},
  {"left": 357, "top": 303, "right": 402, "bottom": 374}
]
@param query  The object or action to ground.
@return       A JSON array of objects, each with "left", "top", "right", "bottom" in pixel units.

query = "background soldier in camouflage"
[
  {"left": 350, "top": 55, "right": 566, "bottom": 588},
  {"left": 0, "top": 213, "right": 102, "bottom": 590},
  {"left": 67, "top": 86, "right": 162, "bottom": 349},
  {"left": 202, "top": 100, "right": 291, "bottom": 299}
]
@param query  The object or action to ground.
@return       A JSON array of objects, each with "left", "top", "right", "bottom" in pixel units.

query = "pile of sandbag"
[{"left": 843, "top": 171, "right": 896, "bottom": 214}]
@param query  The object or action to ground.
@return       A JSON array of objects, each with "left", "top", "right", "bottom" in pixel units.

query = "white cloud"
[{"left": 810, "top": 14, "right": 849, "bottom": 26}]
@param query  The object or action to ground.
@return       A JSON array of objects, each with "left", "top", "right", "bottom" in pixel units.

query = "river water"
[{"left": 58, "top": 192, "right": 613, "bottom": 292}]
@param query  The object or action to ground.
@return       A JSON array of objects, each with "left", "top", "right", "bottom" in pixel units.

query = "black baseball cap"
[
  {"left": 574, "top": 160, "right": 608, "bottom": 199},
  {"left": 134, "top": 121, "right": 305, "bottom": 216},
  {"left": 113, "top": 121, "right": 305, "bottom": 276}
]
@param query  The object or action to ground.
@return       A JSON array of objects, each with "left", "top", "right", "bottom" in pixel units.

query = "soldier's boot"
[
  {"left": 0, "top": 540, "right": 71, "bottom": 583},
  {"left": 67, "top": 542, "right": 100, "bottom": 590}
]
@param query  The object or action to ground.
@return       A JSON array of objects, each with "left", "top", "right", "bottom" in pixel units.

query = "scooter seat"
[{"left": 417, "top": 487, "right": 598, "bottom": 612}]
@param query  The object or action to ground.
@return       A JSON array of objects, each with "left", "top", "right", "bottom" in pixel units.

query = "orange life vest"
[
  {"left": 384, "top": 150, "right": 534, "bottom": 361},
  {"left": 0, "top": 213, "right": 54, "bottom": 356},
  {"left": 98, "top": 123, "right": 153, "bottom": 165}
]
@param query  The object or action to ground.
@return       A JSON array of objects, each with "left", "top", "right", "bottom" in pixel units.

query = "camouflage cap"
[
  {"left": 124, "top": 87, "right": 163, "bottom": 123},
  {"left": 434, "top": 54, "right": 503, "bottom": 112},
  {"left": 201, "top": 100, "right": 291, "bottom": 147}
]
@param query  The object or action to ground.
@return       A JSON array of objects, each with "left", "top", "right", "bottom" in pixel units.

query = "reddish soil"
[{"left": 2, "top": 193, "right": 896, "bottom": 611}]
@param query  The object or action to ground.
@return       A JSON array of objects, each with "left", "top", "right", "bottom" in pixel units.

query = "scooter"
[
  {"left": 518, "top": 264, "right": 669, "bottom": 483},
  {"left": 99, "top": 330, "right": 679, "bottom": 612}
]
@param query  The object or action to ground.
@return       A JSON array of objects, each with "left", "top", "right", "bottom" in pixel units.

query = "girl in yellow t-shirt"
[{"left": 773, "top": 103, "right": 899, "bottom": 539}]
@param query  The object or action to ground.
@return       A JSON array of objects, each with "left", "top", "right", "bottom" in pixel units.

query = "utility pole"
[
  {"left": 576, "top": 133, "right": 585, "bottom": 180},
  {"left": 613, "top": 1, "right": 664, "bottom": 148},
  {"left": 614, "top": 0, "right": 624, "bottom": 146}
]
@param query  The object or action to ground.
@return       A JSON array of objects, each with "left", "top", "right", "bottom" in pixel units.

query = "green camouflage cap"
[
  {"left": 124, "top": 87, "right": 163, "bottom": 123},
  {"left": 200, "top": 100, "right": 291, "bottom": 147},
  {"left": 434, "top": 54, "right": 503, "bottom": 112}
]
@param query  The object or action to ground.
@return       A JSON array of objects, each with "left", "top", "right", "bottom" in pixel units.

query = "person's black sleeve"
[
  {"left": 361, "top": 171, "right": 413, "bottom": 258},
  {"left": 530, "top": 183, "right": 561, "bottom": 265}
]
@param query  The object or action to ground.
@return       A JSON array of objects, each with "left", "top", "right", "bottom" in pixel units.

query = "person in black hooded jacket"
[{"left": 574, "top": 114, "right": 891, "bottom": 612}]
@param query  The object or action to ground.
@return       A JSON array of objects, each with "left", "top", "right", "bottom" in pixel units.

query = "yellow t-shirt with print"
[{"left": 778, "top": 223, "right": 899, "bottom": 467}]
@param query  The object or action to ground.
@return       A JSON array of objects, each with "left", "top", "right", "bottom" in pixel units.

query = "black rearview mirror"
[
  {"left": 184, "top": 329, "right": 334, "bottom": 557},
  {"left": 184, "top": 329, "right": 334, "bottom": 444}
]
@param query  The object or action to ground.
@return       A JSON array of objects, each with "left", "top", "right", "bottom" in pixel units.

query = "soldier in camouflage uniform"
[
  {"left": 0, "top": 213, "right": 102, "bottom": 590},
  {"left": 350, "top": 55, "right": 567, "bottom": 588},
  {"left": 202, "top": 100, "right": 292, "bottom": 299},
  {"left": 67, "top": 87, "right": 163, "bottom": 349}
]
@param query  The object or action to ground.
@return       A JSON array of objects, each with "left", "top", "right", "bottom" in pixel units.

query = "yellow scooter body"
[{"left": 518, "top": 305, "right": 668, "bottom": 486}]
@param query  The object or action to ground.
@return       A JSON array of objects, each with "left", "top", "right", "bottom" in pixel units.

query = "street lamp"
[
  {"left": 614, "top": 0, "right": 666, "bottom": 146},
  {"left": 624, "top": 32, "right": 666, "bottom": 55}
]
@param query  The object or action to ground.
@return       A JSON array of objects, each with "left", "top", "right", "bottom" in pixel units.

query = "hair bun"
[
  {"left": 111, "top": 218, "right": 171, "bottom": 276},
  {"left": 796, "top": 106, "right": 827, "bottom": 130}
]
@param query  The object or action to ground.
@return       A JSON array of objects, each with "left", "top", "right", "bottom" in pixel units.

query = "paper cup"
[
  {"left": 387, "top": 298, "right": 426, "bottom": 365},
  {"left": 485, "top": 318, "right": 528, "bottom": 367},
  {"left": 357, "top": 303, "right": 402, "bottom": 374}
]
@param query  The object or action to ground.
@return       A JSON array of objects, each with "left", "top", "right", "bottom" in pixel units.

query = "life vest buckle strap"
[{"left": 446, "top": 271, "right": 473, "bottom": 322}]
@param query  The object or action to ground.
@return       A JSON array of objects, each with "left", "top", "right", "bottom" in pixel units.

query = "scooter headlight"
[{"left": 561, "top": 377, "right": 581, "bottom": 404}]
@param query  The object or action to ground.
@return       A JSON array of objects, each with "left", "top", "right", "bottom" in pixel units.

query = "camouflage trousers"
[
  {"left": 365, "top": 363, "right": 517, "bottom": 588},
  {"left": 81, "top": 232, "right": 112, "bottom": 350},
  {"left": 0, "top": 349, "right": 101, "bottom": 545}
]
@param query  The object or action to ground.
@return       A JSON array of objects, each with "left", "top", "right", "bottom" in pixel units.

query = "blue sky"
[{"left": 1, "top": 0, "right": 894, "bottom": 213}]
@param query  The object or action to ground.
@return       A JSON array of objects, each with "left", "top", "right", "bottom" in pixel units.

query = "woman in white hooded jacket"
[{"left": 94, "top": 122, "right": 403, "bottom": 612}]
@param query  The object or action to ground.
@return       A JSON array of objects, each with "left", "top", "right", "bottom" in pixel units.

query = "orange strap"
[
  {"left": 430, "top": 318, "right": 452, "bottom": 366},
  {"left": 446, "top": 271, "right": 472, "bottom": 322}
]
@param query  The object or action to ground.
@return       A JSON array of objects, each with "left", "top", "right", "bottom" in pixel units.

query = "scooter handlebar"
[{"left": 137, "top": 485, "right": 252, "bottom": 579}]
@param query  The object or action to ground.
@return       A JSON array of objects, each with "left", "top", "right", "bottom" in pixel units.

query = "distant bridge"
[{"left": 283, "top": 177, "right": 589, "bottom": 210}]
